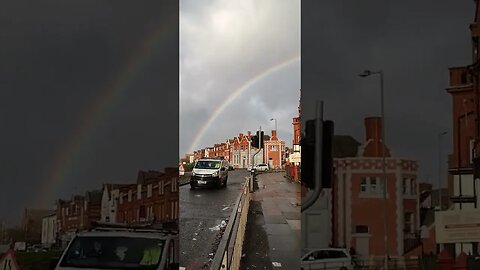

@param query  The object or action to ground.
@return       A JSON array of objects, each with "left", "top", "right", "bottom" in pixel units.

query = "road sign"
[
  {"left": 436, "top": 209, "right": 480, "bottom": 243},
  {"left": 0, "top": 249, "right": 21, "bottom": 270}
]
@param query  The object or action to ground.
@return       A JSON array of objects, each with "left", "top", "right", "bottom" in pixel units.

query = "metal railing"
[{"left": 210, "top": 177, "right": 251, "bottom": 270}]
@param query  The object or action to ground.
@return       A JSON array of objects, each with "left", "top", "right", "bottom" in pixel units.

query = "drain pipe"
[{"left": 301, "top": 101, "right": 323, "bottom": 212}]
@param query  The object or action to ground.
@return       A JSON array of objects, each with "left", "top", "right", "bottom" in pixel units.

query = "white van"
[
  {"left": 51, "top": 222, "right": 179, "bottom": 270},
  {"left": 190, "top": 159, "right": 229, "bottom": 189}
]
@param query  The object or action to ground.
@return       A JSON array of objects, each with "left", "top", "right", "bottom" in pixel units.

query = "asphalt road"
[{"left": 179, "top": 169, "right": 249, "bottom": 269}]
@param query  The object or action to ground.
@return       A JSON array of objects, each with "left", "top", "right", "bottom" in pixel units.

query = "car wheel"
[{"left": 190, "top": 184, "right": 195, "bottom": 190}]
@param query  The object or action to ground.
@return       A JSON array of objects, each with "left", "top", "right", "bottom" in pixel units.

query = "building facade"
[
  {"left": 41, "top": 213, "right": 57, "bottom": 247},
  {"left": 264, "top": 130, "right": 286, "bottom": 169},
  {"left": 115, "top": 170, "right": 179, "bottom": 224},
  {"left": 437, "top": 1, "right": 480, "bottom": 256},
  {"left": 333, "top": 117, "right": 419, "bottom": 259}
]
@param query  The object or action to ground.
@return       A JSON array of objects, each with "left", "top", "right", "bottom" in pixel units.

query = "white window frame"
[
  {"left": 171, "top": 178, "right": 177, "bottom": 192},
  {"left": 159, "top": 181, "right": 164, "bottom": 195},
  {"left": 360, "top": 177, "right": 367, "bottom": 192},
  {"left": 147, "top": 184, "right": 152, "bottom": 198}
]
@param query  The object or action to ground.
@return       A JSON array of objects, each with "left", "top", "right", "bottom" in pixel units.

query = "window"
[
  {"left": 171, "top": 178, "right": 177, "bottom": 192},
  {"left": 410, "top": 179, "right": 416, "bottom": 195},
  {"left": 403, "top": 178, "right": 407, "bottom": 195},
  {"left": 404, "top": 212, "right": 413, "bottom": 233},
  {"left": 139, "top": 205, "right": 146, "bottom": 220},
  {"left": 361, "top": 177, "right": 367, "bottom": 192},
  {"left": 137, "top": 185, "right": 142, "bottom": 200},
  {"left": 461, "top": 72, "right": 468, "bottom": 84},
  {"left": 271, "top": 145, "right": 277, "bottom": 151},
  {"left": 147, "top": 184, "right": 152, "bottom": 198},
  {"left": 119, "top": 193, "right": 123, "bottom": 204},
  {"left": 370, "top": 177, "right": 377, "bottom": 192},
  {"left": 159, "top": 181, "right": 164, "bottom": 195},
  {"left": 128, "top": 190, "right": 132, "bottom": 202},
  {"left": 356, "top": 225, "right": 369, "bottom": 234}
]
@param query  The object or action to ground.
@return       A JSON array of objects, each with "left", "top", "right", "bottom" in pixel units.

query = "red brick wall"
[
  {"left": 448, "top": 67, "right": 476, "bottom": 169},
  {"left": 349, "top": 172, "right": 399, "bottom": 256},
  {"left": 116, "top": 174, "right": 179, "bottom": 224}
]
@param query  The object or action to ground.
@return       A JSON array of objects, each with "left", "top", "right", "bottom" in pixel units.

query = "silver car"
[{"left": 301, "top": 248, "right": 354, "bottom": 270}]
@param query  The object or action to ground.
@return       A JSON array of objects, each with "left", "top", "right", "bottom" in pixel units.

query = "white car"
[
  {"left": 252, "top": 164, "right": 269, "bottom": 172},
  {"left": 301, "top": 248, "right": 354, "bottom": 270}
]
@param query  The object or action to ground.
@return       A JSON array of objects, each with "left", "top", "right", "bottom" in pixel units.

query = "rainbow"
[
  {"left": 36, "top": 18, "right": 176, "bottom": 207},
  {"left": 187, "top": 55, "right": 300, "bottom": 153}
]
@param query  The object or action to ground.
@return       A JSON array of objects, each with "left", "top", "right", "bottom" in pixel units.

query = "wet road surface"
[{"left": 179, "top": 169, "right": 249, "bottom": 269}]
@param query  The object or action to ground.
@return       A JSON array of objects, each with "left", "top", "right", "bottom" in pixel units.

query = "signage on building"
[
  {"left": 289, "top": 152, "right": 301, "bottom": 163},
  {"left": 435, "top": 209, "right": 480, "bottom": 243}
]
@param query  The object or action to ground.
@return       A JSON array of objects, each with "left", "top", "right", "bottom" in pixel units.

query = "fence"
[{"left": 210, "top": 177, "right": 251, "bottom": 270}]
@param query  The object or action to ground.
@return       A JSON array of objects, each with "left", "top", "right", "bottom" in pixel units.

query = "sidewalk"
[{"left": 240, "top": 172, "right": 301, "bottom": 269}]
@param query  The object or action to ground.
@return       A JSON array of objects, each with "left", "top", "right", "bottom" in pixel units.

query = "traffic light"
[
  {"left": 251, "top": 131, "right": 264, "bottom": 149},
  {"left": 301, "top": 120, "right": 316, "bottom": 189},
  {"left": 259, "top": 131, "right": 264, "bottom": 148},
  {"left": 300, "top": 119, "right": 334, "bottom": 189},
  {"left": 251, "top": 135, "right": 259, "bottom": 148}
]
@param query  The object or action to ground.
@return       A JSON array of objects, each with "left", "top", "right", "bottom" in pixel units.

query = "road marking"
[{"left": 222, "top": 206, "right": 229, "bottom": 211}]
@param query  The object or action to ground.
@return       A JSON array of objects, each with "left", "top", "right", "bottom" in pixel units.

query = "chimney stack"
[
  {"left": 271, "top": 130, "right": 277, "bottom": 140},
  {"left": 363, "top": 117, "right": 390, "bottom": 157}
]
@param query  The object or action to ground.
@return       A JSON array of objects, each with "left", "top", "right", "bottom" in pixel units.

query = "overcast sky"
[
  {"left": 0, "top": 0, "right": 178, "bottom": 225},
  {"left": 302, "top": 0, "right": 473, "bottom": 185},
  {"left": 180, "top": 0, "right": 301, "bottom": 156}
]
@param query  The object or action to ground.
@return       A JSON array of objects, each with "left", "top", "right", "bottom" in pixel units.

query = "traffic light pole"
[
  {"left": 301, "top": 101, "right": 323, "bottom": 212},
  {"left": 251, "top": 126, "right": 262, "bottom": 182}
]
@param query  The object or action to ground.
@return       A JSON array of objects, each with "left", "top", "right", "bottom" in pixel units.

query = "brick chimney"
[
  {"left": 271, "top": 130, "right": 277, "bottom": 140},
  {"left": 363, "top": 117, "right": 390, "bottom": 157}
]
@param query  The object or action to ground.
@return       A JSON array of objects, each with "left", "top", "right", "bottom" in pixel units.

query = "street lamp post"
[
  {"left": 438, "top": 131, "right": 448, "bottom": 210},
  {"left": 360, "top": 70, "right": 388, "bottom": 270},
  {"left": 270, "top": 118, "right": 277, "bottom": 132}
]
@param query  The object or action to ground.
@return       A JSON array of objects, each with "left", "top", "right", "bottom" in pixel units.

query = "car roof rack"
[{"left": 90, "top": 221, "right": 178, "bottom": 235}]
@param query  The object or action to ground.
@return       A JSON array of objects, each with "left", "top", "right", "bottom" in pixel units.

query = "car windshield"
[
  {"left": 195, "top": 160, "right": 221, "bottom": 169},
  {"left": 60, "top": 236, "right": 165, "bottom": 269}
]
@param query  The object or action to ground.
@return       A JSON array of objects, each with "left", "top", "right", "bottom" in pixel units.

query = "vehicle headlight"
[{"left": 212, "top": 171, "right": 219, "bottom": 177}]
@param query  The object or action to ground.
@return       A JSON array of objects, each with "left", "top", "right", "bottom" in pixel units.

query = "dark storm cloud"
[
  {"left": 180, "top": 0, "right": 300, "bottom": 155},
  {"left": 0, "top": 0, "right": 178, "bottom": 224},
  {"left": 302, "top": 0, "right": 472, "bottom": 183}
]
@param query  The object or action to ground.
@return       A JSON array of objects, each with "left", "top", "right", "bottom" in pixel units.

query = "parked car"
[
  {"left": 301, "top": 248, "right": 354, "bottom": 270},
  {"left": 252, "top": 163, "right": 269, "bottom": 172},
  {"left": 51, "top": 222, "right": 179, "bottom": 270},
  {"left": 190, "top": 158, "right": 229, "bottom": 189}
]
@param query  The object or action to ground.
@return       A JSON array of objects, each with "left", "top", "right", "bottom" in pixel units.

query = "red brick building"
[
  {"left": 333, "top": 117, "right": 419, "bottom": 259},
  {"left": 288, "top": 92, "right": 301, "bottom": 181},
  {"left": 264, "top": 130, "right": 286, "bottom": 169},
  {"left": 115, "top": 169, "right": 179, "bottom": 225},
  {"left": 440, "top": 1, "right": 480, "bottom": 255},
  {"left": 56, "top": 190, "right": 102, "bottom": 244}
]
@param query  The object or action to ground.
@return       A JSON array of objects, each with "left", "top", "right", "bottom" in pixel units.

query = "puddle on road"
[{"left": 209, "top": 220, "right": 227, "bottom": 231}]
